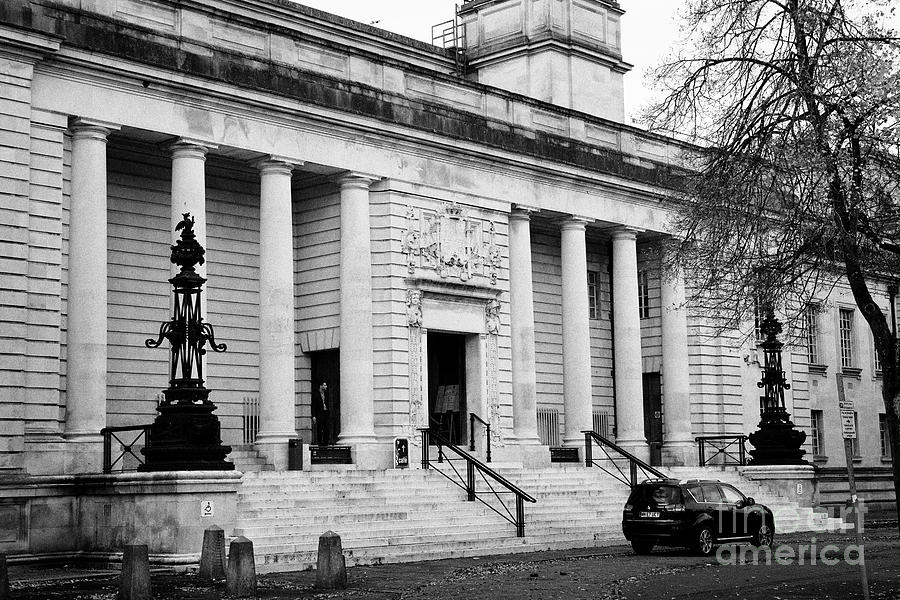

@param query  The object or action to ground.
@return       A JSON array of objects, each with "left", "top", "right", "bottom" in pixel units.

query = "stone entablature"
[{"left": 6, "top": 0, "right": 687, "bottom": 174}]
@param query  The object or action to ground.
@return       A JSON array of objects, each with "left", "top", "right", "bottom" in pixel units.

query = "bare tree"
[{"left": 645, "top": 0, "right": 900, "bottom": 526}]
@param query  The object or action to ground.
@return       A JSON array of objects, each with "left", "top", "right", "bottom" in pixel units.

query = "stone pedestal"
[
  {"left": 315, "top": 531, "right": 347, "bottom": 590},
  {"left": 740, "top": 465, "right": 817, "bottom": 508},
  {"left": 140, "top": 402, "right": 233, "bottom": 472},
  {"left": 226, "top": 537, "right": 257, "bottom": 597},
  {"left": 118, "top": 544, "right": 151, "bottom": 600}
]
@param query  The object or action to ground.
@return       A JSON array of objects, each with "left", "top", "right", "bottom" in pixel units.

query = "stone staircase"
[
  {"left": 227, "top": 445, "right": 274, "bottom": 473},
  {"left": 666, "top": 466, "right": 850, "bottom": 534},
  {"left": 232, "top": 460, "right": 848, "bottom": 572}
]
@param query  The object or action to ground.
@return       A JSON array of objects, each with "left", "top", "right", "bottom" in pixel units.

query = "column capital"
[
  {"left": 511, "top": 204, "right": 540, "bottom": 218},
  {"left": 256, "top": 156, "right": 302, "bottom": 176},
  {"left": 559, "top": 215, "right": 593, "bottom": 231},
  {"left": 68, "top": 117, "right": 121, "bottom": 141},
  {"left": 165, "top": 138, "right": 218, "bottom": 160},
  {"left": 611, "top": 226, "right": 643, "bottom": 241},
  {"left": 336, "top": 172, "right": 379, "bottom": 189}
]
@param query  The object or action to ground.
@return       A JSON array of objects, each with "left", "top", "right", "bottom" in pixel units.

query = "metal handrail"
[
  {"left": 696, "top": 435, "right": 748, "bottom": 466},
  {"left": 419, "top": 428, "right": 535, "bottom": 536},
  {"left": 582, "top": 430, "right": 666, "bottom": 487},
  {"left": 101, "top": 425, "right": 152, "bottom": 473},
  {"left": 469, "top": 412, "right": 491, "bottom": 462}
]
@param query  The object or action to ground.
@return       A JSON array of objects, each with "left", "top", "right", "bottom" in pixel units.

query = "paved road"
[{"left": 8, "top": 529, "right": 899, "bottom": 599}]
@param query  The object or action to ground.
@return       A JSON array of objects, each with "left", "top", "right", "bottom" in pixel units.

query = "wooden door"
[
  {"left": 642, "top": 372, "right": 663, "bottom": 466},
  {"left": 311, "top": 350, "right": 340, "bottom": 446}
]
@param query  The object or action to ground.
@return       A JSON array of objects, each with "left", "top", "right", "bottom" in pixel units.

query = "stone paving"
[{"left": 7, "top": 529, "right": 899, "bottom": 599}]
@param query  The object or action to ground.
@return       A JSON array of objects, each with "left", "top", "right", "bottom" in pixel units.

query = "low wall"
[{"left": 0, "top": 471, "right": 242, "bottom": 565}]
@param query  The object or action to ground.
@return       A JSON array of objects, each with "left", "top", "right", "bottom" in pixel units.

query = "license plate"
[{"left": 639, "top": 511, "right": 660, "bottom": 518}]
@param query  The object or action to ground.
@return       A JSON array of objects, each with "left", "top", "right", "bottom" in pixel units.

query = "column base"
[
  {"left": 63, "top": 440, "right": 104, "bottom": 474},
  {"left": 519, "top": 443, "right": 551, "bottom": 467},
  {"left": 661, "top": 440, "right": 696, "bottom": 467},
  {"left": 253, "top": 437, "right": 293, "bottom": 471},
  {"left": 614, "top": 438, "right": 650, "bottom": 463}
]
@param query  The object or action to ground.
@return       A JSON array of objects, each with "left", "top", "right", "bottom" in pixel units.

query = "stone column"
[
  {"left": 336, "top": 174, "right": 378, "bottom": 465},
  {"left": 255, "top": 159, "right": 299, "bottom": 468},
  {"left": 169, "top": 140, "right": 214, "bottom": 271},
  {"left": 65, "top": 119, "right": 119, "bottom": 471},
  {"left": 660, "top": 242, "right": 694, "bottom": 465},
  {"left": 508, "top": 208, "right": 541, "bottom": 449},
  {"left": 611, "top": 227, "right": 649, "bottom": 460},
  {"left": 560, "top": 217, "right": 594, "bottom": 447}
]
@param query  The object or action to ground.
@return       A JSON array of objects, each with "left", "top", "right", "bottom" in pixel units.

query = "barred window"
[
  {"left": 880, "top": 414, "right": 892, "bottom": 459},
  {"left": 637, "top": 270, "right": 650, "bottom": 319},
  {"left": 874, "top": 337, "right": 882, "bottom": 373},
  {"left": 839, "top": 309, "right": 855, "bottom": 369},
  {"left": 811, "top": 410, "right": 825, "bottom": 456},
  {"left": 587, "top": 271, "right": 600, "bottom": 320},
  {"left": 805, "top": 304, "right": 820, "bottom": 364}
]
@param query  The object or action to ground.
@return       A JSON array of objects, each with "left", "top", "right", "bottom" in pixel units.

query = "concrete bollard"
[
  {"left": 225, "top": 536, "right": 256, "bottom": 598},
  {"left": 315, "top": 531, "right": 347, "bottom": 590},
  {"left": 199, "top": 525, "right": 227, "bottom": 581},
  {"left": 1, "top": 553, "right": 9, "bottom": 600},
  {"left": 118, "top": 544, "right": 152, "bottom": 600}
]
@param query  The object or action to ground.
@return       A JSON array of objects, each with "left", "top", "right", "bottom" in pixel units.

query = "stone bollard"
[
  {"left": 315, "top": 531, "right": 347, "bottom": 590},
  {"left": 199, "top": 525, "right": 227, "bottom": 581},
  {"left": 225, "top": 536, "right": 256, "bottom": 598},
  {"left": 1, "top": 553, "right": 9, "bottom": 600},
  {"left": 118, "top": 544, "right": 151, "bottom": 600}
]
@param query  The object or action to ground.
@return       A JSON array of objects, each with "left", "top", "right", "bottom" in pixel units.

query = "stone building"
[{"left": 0, "top": 0, "right": 892, "bottom": 563}]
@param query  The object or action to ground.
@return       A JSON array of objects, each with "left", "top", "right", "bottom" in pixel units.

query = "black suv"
[{"left": 622, "top": 478, "right": 775, "bottom": 556}]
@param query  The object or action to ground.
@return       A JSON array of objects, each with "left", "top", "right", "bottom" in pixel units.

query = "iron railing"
[
  {"left": 583, "top": 430, "right": 666, "bottom": 487},
  {"left": 419, "top": 428, "right": 535, "bottom": 536},
  {"left": 101, "top": 425, "right": 152, "bottom": 473},
  {"left": 469, "top": 412, "right": 491, "bottom": 463},
  {"left": 696, "top": 435, "right": 748, "bottom": 466}
]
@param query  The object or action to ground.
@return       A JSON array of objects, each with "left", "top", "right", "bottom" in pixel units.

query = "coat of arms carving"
[{"left": 402, "top": 203, "right": 500, "bottom": 284}]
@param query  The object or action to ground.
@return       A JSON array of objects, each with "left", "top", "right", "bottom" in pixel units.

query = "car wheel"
[
  {"left": 694, "top": 525, "right": 714, "bottom": 556},
  {"left": 752, "top": 520, "right": 774, "bottom": 547},
  {"left": 631, "top": 540, "right": 654, "bottom": 555}
]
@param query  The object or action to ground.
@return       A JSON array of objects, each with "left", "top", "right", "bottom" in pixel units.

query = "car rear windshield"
[{"left": 627, "top": 484, "right": 683, "bottom": 508}]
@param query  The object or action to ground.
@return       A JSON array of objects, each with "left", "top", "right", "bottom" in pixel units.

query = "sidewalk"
[{"left": 6, "top": 528, "right": 899, "bottom": 599}]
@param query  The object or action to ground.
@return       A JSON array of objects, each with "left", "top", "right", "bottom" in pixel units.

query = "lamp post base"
[{"left": 141, "top": 401, "right": 233, "bottom": 471}]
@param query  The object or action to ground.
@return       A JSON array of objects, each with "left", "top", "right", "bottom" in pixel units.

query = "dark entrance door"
[
  {"left": 311, "top": 350, "right": 340, "bottom": 446},
  {"left": 643, "top": 372, "right": 663, "bottom": 466},
  {"left": 427, "top": 332, "right": 467, "bottom": 445}
]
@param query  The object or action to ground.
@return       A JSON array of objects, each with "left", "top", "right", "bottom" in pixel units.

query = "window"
[
  {"left": 720, "top": 484, "right": 745, "bottom": 504},
  {"left": 754, "top": 300, "right": 766, "bottom": 345},
  {"left": 637, "top": 270, "right": 650, "bottom": 319},
  {"left": 805, "top": 304, "right": 820, "bottom": 364},
  {"left": 851, "top": 412, "right": 860, "bottom": 457},
  {"left": 811, "top": 410, "right": 825, "bottom": 456},
  {"left": 874, "top": 339, "right": 882, "bottom": 373},
  {"left": 587, "top": 271, "right": 600, "bottom": 320},
  {"left": 700, "top": 484, "right": 724, "bottom": 503},
  {"left": 839, "top": 308, "right": 855, "bottom": 368},
  {"left": 880, "top": 414, "right": 892, "bottom": 460}
]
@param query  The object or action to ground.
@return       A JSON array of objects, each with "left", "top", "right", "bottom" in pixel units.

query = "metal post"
[
  {"left": 485, "top": 424, "right": 491, "bottom": 463},
  {"left": 699, "top": 440, "right": 706, "bottom": 466},
  {"left": 739, "top": 437, "right": 746, "bottom": 465},
  {"left": 102, "top": 429, "right": 111, "bottom": 474},
  {"left": 584, "top": 432, "right": 592, "bottom": 467},
  {"left": 629, "top": 461, "right": 637, "bottom": 486},
  {"left": 466, "top": 461, "right": 475, "bottom": 501},
  {"left": 516, "top": 496, "right": 525, "bottom": 537},
  {"left": 420, "top": 429, "right": 429, "bottom": 469},
  {"left": 469, "top": 414, "right": 475, "bottom": 451}
]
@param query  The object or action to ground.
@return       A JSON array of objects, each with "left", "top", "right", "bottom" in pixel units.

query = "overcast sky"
[{"left": 293, "top": 1, "right": 684, "bottom": 125}]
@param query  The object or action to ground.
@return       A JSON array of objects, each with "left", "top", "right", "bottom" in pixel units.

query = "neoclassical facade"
[{"left": 0, "top": 0, "right": 893, "bottom": 504}]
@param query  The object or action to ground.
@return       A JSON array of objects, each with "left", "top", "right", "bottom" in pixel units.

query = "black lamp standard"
[{"left": 140, "top": 213, "right": 233, "bottom": 471}]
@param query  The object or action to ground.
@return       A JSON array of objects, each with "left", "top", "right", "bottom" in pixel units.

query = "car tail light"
[
  {"left": 667, "top": 504, "right": 686, "bottom": 512},
  {"left": 624, "top": 504, "right": 633, "bottom": 511}
]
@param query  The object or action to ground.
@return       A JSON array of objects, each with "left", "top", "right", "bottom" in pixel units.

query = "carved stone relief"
[{"left": 402, "top": 203, "right": 500, "bottom": 284}]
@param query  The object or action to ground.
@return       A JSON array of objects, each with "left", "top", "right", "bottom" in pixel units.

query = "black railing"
[
  {"left": 583, "top": 430, "right": 666, "bottom": 487},
  {"left": 102, "top": 425, "right": 152, "bottom": 473},
  {"left": 419, "top": 428, "right": 535, "bottom": 536},
  {"left": 469, "top": 412, "right": 491, "bottom": 463},
  {"left": 696, "top": 435, "right": 748, "bottom": 466}
]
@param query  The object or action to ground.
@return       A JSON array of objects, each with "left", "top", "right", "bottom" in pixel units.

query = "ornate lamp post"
[
  {"left": 140, "top": 213, "right": 233, "bottom": 471},
  {"left": 748, "top": 307, "right": 808, "bottom": 465}
]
